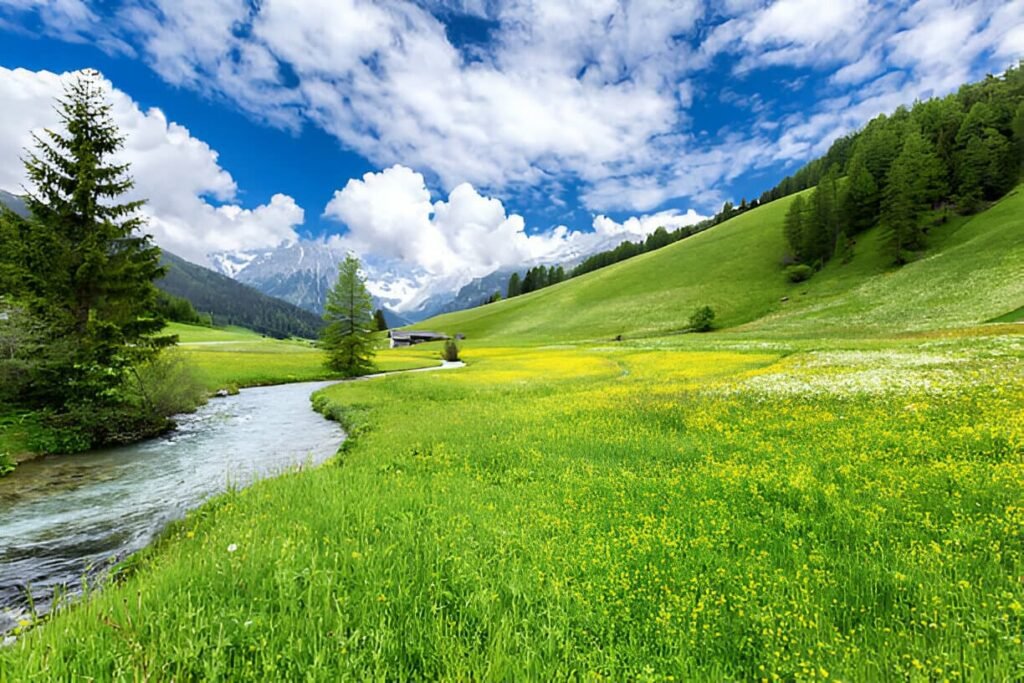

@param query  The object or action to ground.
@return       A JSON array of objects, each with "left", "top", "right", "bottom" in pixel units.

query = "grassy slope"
[{"left": 424, "top": 187, "right": 1024, "bottom": 343}]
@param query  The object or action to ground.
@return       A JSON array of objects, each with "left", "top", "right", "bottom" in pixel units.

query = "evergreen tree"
[
  {"left": 801, "top": 187, "right": 832, "bottom": 264},
  {"left": 321, "top": 254, "right": 375, "bottom": 376},
  {"left": 19, "top": 71, "right": 171, "bottom": 409},
  {"left": 507, "top": 272, "right": 521, "bottom": 298},
  {"left": 1013, "top": 100, "right": 1024, "bottom": 168},
  {"left": 955, "top": 102, "right": 1016, "bottom": 209},
  {"left": 841, "top": 151, "right": 880, "bottom": 235},
  {"left": 783, "top": 194, "right": 806, "bottom": 261},
  {"left": 521, "top": 268, "right": 536, "bottom": 294},
  {"left": 859, "top": 117, "right": 902, "bottom": 184},
  {"left": 882, "top": 127, "right": 946, "bottom": 263},
  {"left": 373, "top": 308, "right": 388, "bottom": 331}
]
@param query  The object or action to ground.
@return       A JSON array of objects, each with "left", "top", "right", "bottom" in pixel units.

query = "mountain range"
[{"left": 209, "top": 242, "right": 542, "bottom": 324}]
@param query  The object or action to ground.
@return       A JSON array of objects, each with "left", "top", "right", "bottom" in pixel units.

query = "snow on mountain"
[{"left": 207, "top": 222, "right": 662, "bottom": 322}]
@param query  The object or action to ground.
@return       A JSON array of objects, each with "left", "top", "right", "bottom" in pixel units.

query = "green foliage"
[
  {"left": 0, "top": 449, "right": 13, "bottom": 476},
  {"left": 840, "top": 151, "right": 880, "bottom": 234},
  {"left": 373, "top": 308, "right": 389, "bottom": 332},
  {"left": 688, "top": 305, "right": 715, "bottom": 332},
  {"left": 777, "top": 63, "right": 1022, "bottom": 270},
  {"left": 785, "top": 264, "right": 815, "bottom": 283},
  {"left": 0, "top": 70, "right": 182, "bottom": 450},
  {"left": 321, "top": 255, "right": 376, "bottom": 376},
  {"left": 441, "top": 339, "right": 460, "bottom": 362},
  {"left": 783, "top": 194, "right": 806, "bottom": 260},
  {"left": 507, "top": 272, "right": 521, "bottom": 298},
  {"left": 0, "top": 300, "right": 49, "bottom": 404},
  {"left": 155, "top": 291, "right": 213, "bottom": 327},
  {"left": 882, "top": 127, "right": 947, "bottom": 263}
]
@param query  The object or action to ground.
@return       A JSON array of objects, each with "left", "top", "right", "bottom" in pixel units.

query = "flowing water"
[{"left": 0, "top": 380, "right": 344, "bottom": 634}]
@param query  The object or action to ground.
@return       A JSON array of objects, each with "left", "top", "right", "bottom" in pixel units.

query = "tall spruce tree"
[
  {"left": 373, "top": 308, "right": 388, "bottom": 332},
  {"left": 20, "top": 70, "right": 171, "bottom": 408},
  {"left": 322, "top": 254, "right": 376, "bottom": 376}
]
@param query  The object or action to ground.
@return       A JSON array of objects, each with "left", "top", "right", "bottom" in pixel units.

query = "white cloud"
[
  {"left": 324, "top": 164, "right": 709, "bottom": 310},
  {"left": 0, "top": 66, "right": 303, "bottom": 265},
  {"left": 5, "top": 0, "right": 1020, "bottom": 220}
]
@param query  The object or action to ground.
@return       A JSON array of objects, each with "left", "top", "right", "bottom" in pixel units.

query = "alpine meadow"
[{"left": 0, "top": 3, "right": 1023, "bottom": 682}]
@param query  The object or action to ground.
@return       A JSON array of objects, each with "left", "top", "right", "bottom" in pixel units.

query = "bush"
[
  {"left": 785, "top": 264, "right": 815, "bottom": 283},
  {"left": 688, "top": 305, "right": 716, "bottom": 332},
  {"left": 129, "top": 350, "right": 207, "bottom": 420},
  {"left": 441, "top": 339, "right": 460, "bottom": 362},
  {"left": 33, "top": 350, "right": 207, "bottom": 454}
]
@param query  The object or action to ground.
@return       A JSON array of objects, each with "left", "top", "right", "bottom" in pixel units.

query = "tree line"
[{"left": 783, "top": 62, "right": 1024, "bottom": 269}]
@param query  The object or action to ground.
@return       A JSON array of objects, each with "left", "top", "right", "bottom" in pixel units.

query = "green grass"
[
  {"left": 3, "top": 333, "right": 1021, "bottom": 679},
  {"left": 0, "top": 410, "right": 45, "bottom": 465},
  {"left": 169, "top": 324, "right": 445, "bottom": 391},
  {"left": 424, "top": 187, "right": 1024, "bottom": 344},
  {"left": 165, "top": 322, "right": 267, "bottom": 343}
]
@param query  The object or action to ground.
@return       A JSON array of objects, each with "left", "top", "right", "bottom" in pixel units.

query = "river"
[{"left": 0, "top": 380, "right": 344, "bottom": 634}]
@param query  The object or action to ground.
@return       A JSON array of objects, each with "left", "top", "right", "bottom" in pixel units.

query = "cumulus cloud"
[
  {"left": 324, "top": 165, "right": 709, "bottom": 308},
  {"left": 0, "top": 66, "right": 303, "bottom": 265}
]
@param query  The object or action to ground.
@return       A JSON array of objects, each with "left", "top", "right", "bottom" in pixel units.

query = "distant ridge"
[{"left": 158, "top": 251, "right": 325, "bottom": 339}]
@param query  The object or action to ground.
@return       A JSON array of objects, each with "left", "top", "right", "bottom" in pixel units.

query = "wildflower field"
[{"left": 3, "top": 329, "right": 1021, "bottom": 680}]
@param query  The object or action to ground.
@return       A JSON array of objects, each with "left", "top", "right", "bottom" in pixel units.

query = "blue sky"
[{"left": 0, "top": 0, "right": 1020, "bottom": 306}]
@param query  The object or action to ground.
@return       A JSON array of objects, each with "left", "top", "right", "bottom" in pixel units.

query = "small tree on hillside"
[
  {"left": 688, "top": 305, "right": 716, "bottom": 332},
  {"left": 322, "top": 255, "right": 376, "bottom": 376},
  {"left": 373, "top": 308, "right": 388, "bottom": 332}
]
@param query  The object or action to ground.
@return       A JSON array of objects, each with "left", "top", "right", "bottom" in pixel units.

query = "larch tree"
[
  {"left": 881, "top": 127, "right": 946, "bottom": 263},
  {"left": 783, "top": 194, "right": 806, "bottom": 262},
  {"left": 841, "top": 151, "right": 880, "bottom": 235},
  {"left": 322, "top": 254, "right": 376, "bottom": 376}
]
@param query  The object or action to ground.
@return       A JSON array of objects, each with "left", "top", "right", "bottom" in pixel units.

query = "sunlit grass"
[
  {"left": 4, "top": 330, "right": 1021, "bottom": 680},
  {"left": 167, "top": 323, "right": 447, "bottom": 390}
]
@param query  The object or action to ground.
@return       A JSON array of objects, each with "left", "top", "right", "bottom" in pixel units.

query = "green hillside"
[{"left": 423, "top": 186, "right": 1024, "bottom": 343}]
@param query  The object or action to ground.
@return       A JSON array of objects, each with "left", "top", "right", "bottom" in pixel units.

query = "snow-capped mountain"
[{"left": 208, "top": 241, "right": 431, "bottom": 322}]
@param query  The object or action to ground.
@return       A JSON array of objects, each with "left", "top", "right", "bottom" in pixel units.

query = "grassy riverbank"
[
  {"left": 0, "top": 324, "right": 443, "bottom": 474},
  {"left": 3, "top": 328, "right": 1021, "bottom": 680}
]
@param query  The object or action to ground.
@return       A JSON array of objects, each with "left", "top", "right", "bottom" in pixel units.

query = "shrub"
[
  {"left": 785, "top": 264, "right": 815, "bottom": 283},
  {"left": 34, "top": 350, "right": 207, "bottom": 454},
  {"left": 441, "top": 339, "right": 461, "bottom": 362},
  {"left": 688, "top": 305, "right": 716, "bottom": 332}
]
